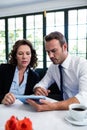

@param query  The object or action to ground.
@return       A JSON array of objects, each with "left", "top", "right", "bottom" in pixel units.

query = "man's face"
[{"left": 45, "top": 39, "right": 68, "bottom": 64}]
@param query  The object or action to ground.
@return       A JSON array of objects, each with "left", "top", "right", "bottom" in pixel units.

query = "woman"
[{"left": 0, "top": 39, "right": 40, "bottom": 105}]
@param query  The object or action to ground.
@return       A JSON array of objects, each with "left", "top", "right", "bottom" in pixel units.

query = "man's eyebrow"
[{"left": 46, "top": 48, "right": 57, "bottom": 52}]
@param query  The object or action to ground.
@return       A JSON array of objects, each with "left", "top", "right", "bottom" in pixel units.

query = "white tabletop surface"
[{"left": 0, "top": 98, "right": 87, "bottom": 130}]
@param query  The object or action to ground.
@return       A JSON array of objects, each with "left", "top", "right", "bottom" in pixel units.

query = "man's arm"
[
  {"left": 27, "top": 96, "right": 80, "bottom": 112},
  {"left": 53, "top": 97, "right": 80, "bottom": 110}
]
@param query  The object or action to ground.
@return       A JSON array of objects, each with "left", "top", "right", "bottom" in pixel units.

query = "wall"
[{"left": 0, "top": 0, "right": 87, "bottom": 17}]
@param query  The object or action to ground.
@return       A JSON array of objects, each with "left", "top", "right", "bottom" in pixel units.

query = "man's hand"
[
  {"left": 34, "top": 87, "right": 50, "bottom": 96},
  {"left": 26, "top": 99, "right": 55, "bottom": 112}
]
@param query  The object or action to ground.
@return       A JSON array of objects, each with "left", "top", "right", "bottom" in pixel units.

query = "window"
[
  {"left": 26, "top": 14, "right": 43, "bottom": 68},
  {"left": 68, "top": 9, "right": 87, "bottom": 58},
  {"left": 0, "top": 7, "right": 87, "bottom": 69},
  {"left": 8, "top": 17, "right": 23, "bottom": 53},
  {"left": 0, "top": 19, "right": 6, "bottom": 63}
]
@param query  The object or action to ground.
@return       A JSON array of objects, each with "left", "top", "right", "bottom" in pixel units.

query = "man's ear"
[{"left": 63, "top": 43, "right": 67, "bottom": 51}]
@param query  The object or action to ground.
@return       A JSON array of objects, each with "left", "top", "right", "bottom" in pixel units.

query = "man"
[{"left": 27, "top": 31, "right": 87, "bottom": 111}]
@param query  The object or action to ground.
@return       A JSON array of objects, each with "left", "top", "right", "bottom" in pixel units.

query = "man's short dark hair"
[{"left": 44, "top": 31, "right": 67, "bottom": 46}]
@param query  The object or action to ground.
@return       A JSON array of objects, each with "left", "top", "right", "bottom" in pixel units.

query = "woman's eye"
[
  {"left": 17, "top": 52, "right": 31, "bottom": 55},
  {"left": 18, "top": 52, "right": 23, "bottom": 55},
  {"left": 26, "top": 52, "right": 31, "bottom": 55}
]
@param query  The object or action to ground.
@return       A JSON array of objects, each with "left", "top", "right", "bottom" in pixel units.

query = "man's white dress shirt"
[{"left": 34, "top": 54, "right": 87, "bottom": 106}]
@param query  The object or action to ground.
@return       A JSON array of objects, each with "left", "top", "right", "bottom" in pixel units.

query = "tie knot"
[{"left": 59, "top": 65, "right": 62, "bottom": 70}]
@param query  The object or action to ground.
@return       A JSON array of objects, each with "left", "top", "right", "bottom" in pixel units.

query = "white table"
[{"left": 0, "top": 99, "right": 87, "bottom": 130}]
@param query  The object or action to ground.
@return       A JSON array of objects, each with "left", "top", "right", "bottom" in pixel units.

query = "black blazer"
[{"left": 0, "top": 64, "right": 40, "bottom": 103}]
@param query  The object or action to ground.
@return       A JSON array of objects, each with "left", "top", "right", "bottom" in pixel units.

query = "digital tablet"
[{"left": 15, "top": 95, "right": 46, "bottom": 104}]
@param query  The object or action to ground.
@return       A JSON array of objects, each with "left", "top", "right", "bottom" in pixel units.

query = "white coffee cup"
[{"left": 69, "top": 103, "right": 87, "bottom": 121}]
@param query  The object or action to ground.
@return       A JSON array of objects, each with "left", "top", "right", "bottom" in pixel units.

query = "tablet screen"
[{"left": 15, "top": 95, "right": 46, "bottom": 104}]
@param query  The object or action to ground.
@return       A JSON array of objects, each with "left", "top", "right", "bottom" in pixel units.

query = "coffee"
[
  {"left": 69, "top": 103, "right": 87, "bottom": 121},
  {"left": 72, "top": 108, "right": 85, "bottom": 111}
]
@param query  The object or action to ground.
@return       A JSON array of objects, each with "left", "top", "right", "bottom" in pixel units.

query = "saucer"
[{"left": 65, "top": 112, "right": 87, "bottom": 126}]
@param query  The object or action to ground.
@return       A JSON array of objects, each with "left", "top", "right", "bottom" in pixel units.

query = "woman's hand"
[{"left": 1, "top": 92, "right": 16, "bottom": 105}]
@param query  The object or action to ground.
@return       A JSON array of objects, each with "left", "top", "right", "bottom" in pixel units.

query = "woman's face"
[{"left": 16, "top": 45, "right": 31, "bottom": 69}]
